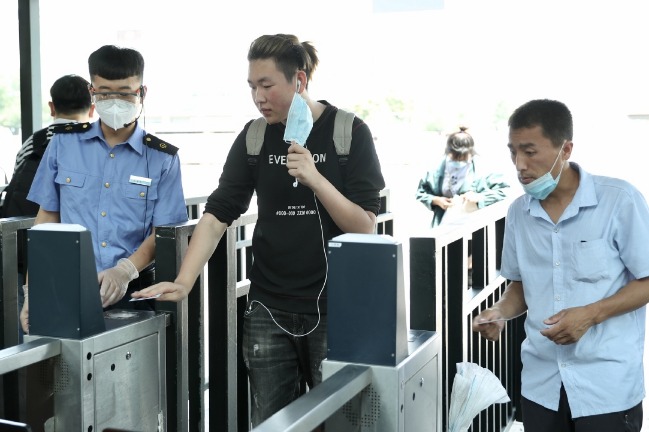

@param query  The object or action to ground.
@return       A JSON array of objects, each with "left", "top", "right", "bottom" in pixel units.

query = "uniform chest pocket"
[
  {"left": 55, "top": 170, "right": 87, "bottom": 188},
  {"left": 122, "top": 182, "right": 158, "bottom": 201},
  {"left": 571, "top": 239, "right": 610, "bottom": 283}
]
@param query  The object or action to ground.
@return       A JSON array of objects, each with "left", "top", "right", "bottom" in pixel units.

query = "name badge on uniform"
[{"left": 129, "top": 175, "right": 152, "bottom": 187}]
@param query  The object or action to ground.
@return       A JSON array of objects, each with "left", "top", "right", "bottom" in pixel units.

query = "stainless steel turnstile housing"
[
  {"left": 25, "top": 310, "right": 166, "bottom": 432},
  {"left": 323, "top": 329, "right": 441, "bottom": 432}
]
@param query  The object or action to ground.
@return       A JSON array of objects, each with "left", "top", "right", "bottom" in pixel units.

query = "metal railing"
[
  {"left": 0, "top": 188, "right": 525, "bottom": 432},
  {"left": 409, "top": 197, "right": 524, "bottom": 431},
  {"left": 155, "top": 189, "right": 394, "bottom": 431}
]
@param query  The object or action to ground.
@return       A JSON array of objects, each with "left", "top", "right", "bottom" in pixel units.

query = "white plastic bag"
[{"left": 448, "top": 362, "right": 510, "bottom": 432}]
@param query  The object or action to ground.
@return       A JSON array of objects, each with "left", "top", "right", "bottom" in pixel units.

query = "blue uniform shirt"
[
  {"left": 28, "top": 121, "right": 188, "bottom": 272},
  {"left": 501, "top": 163, "right": 649, "bottom": 417}
]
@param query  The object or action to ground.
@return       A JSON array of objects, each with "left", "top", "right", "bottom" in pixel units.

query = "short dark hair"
[
  {"left": 247, "top": 34, "right": 319, "bottom": 85},
  {"left": 445, "top": 126, "right": 476, "bottom": 158},
  {"left": 50, "top": 74, "right": 92, "bottom": 115},
  {"left": 508, "top": 99, "right": 573, "bottom": 147},
  {"left": 88, "top": 45, "right": 145, "bottom": 82}
]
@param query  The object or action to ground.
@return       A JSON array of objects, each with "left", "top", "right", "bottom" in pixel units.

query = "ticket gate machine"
[
  {"left": 24, "top": 311, "right": 166, "bottom": 431},
  {"left": 18, "top": 224, "right": 167, "bottom": 431},
  {"left": 324, "top": 234, "right": 441, "bottom": 432}
]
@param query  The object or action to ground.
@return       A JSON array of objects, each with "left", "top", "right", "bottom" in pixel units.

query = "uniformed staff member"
[{"left": 20, "top": 45, "right": 188, "bottom": 333}]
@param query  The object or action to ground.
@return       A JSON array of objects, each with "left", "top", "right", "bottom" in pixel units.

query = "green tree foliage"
[
  {"left": 0, "top": 76, "right": 21, "bottom": 133},
  {"left": 354, "top": 96, "right": 414, "bottom": 124}
]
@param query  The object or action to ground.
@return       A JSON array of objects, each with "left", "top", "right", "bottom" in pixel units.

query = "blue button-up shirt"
[
  {"left": 28, "top": 121, "right": 188, "bottom": 272},
  {"left": 501, "top": 163, "right": 649, "bottom": 417}
]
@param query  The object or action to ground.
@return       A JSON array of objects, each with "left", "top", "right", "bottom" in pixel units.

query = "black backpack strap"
[
  {"left": 333, "top": 109, "right": 355, "bottom": 185},
  {"left": 245, "top": 118, "right": 267, "bottom": 185},
  {"left": 246, "top": 117, "right": 267, "bottom": 157},
  {"left": 242, "top": 111, "right": 355, "bottom": 187},
  {"left": 333, "top": 108, "right": 355, "bottom": 158}
]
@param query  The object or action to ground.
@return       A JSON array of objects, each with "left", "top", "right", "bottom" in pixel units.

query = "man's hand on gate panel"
[{"left": 132, "top": 281, "right": 191, "bottom": 303}]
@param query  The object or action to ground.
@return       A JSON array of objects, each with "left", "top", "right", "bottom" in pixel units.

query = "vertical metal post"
[
  {"left": 472, "top": 228, "right": 485, "bottom": 288},
  {"left": 1, "top": 223, "right": 22, "bottom": 349},
  {"left": 409, "top": 237, "right": 438, "bottom": 332},
  {"left": 207, "top": 229, "right": 228, "bottom": 431},
  {"left": 444, "top": 238, "right": 465, "bottom": 431},
  {"left": 377, "top": 190, "right": 393, "bottom": 236},
  {"left": 155, "top": 224, "right": 196, "bottom": 432},
  {"left": 208, "top": 222, "right": 249, "bottom": 432},
  {"left": 0, "top": 218, "right": 34, "bottom": 421}
]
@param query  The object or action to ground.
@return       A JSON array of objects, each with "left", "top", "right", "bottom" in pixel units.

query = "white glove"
[
  {"left": 20, "top": 284, "right": 29, "bottom": 333},
  {"left": 98, "top": 258, "right": 139, "bottom": 307}
]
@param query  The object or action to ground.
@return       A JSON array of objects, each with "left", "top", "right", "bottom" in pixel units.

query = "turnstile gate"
[{"left": 24, "top": 310, "right": 166, "bottom": 432}]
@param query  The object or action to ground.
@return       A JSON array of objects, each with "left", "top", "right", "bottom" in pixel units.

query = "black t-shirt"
[{"left": 204, "top": 102, "right": 385, "bottom": 313}]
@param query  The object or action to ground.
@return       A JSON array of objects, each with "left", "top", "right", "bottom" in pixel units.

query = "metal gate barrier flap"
[{"left": 323, "top": 329, "right": 440, "bottom": 432}]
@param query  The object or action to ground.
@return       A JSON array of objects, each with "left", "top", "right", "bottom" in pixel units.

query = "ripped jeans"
[{"left": 242, "top": 302, "right": 328, "bottom": 427}]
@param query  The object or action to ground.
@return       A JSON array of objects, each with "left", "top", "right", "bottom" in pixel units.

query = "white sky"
[{"left": 2, "top": 0, "right": 649, "bottom": 199}]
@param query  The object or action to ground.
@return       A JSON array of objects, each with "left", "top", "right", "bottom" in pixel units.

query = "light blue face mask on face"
[
  {"left": 522, "top": 144, "right": 565, "bottom": 200},
  {"left": 447, "top": 159, "right": 468, "bottom": 170},
  {"left": 283, "top": 82, "right": 313, "bottom": 146}
]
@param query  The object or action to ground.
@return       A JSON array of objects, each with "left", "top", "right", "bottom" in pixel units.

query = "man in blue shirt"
[
  {"left": 20, "top": 45, "right": 187, "bottom": 333},
  {"left": 473, "top": 99, "right": 649, "bottom": 432}
]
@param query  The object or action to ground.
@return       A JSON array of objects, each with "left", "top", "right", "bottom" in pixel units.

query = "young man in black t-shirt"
[{"left": 133, "top": 33, "right": 385, "bottom": 427}]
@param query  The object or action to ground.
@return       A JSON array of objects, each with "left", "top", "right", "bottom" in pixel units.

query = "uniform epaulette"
[
  {"left": 53, "top": 122, "right": 92, "bottom": 134},
  {"left": 143, "top": 133, "right": 178, "bottom": 156}
]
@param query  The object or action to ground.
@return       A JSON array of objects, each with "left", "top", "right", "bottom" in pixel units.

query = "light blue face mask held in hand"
[{"left": 283, "top": 82, "right": 313, "bottom": 147}]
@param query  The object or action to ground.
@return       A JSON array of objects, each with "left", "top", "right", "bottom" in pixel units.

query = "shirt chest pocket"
[
  {"left": 55, "top": 170, "right": 87, "bottom": 188},
  {"left": 571, "top": 239, "right": 610, "bottom": 283},
  {"left": 122, "top": 182, "right": 158, "bottom": 201}
]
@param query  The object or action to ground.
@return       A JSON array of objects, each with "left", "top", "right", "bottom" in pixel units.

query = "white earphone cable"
[{"left": 249, "top": 191, "right": 326, "bottom": 337}]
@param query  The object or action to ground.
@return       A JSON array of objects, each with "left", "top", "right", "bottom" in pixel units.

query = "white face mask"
[
  {"left": 447, "top": 159, "right": 468, "bottom": 170},
  {"left": 95, "top": 99, "right": 139, "bottom": 131}
]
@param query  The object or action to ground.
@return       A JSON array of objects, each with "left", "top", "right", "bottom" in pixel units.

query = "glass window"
[{"left": 0, "top": 1, "right": 22, "bottom": 183}]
